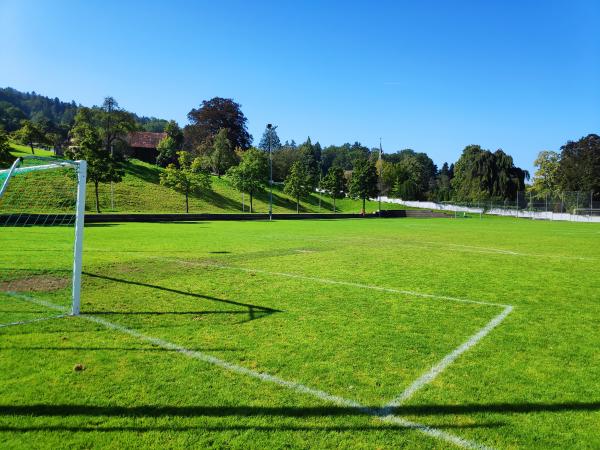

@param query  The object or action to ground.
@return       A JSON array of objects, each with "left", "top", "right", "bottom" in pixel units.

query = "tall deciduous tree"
[
  {"left": 160, "top": 151, "right": 211, "bottom": 213},
  {"left": 226, "top": 147, "right": 268, "bottom": 213},
  {"left": 348, "top": 157, "right": 379, "bottom": 213},
  {"left": 532, "top": 151, "right": 560, "bottom": 197},
  {"left": 320, "top": 166, "right": 346, "bottom": 213},
  {"left": 284, "top": 161, "right": 313, "bottom": 213},
  {"left": 557, "top": 134, "right": 600, "bottom": 197},
  {"left": 68, "top": 115, "right": 124, "bottom": 213},
  {"left": 99, "top": 97, "right": 136, "bottom": 155},
  {"left": 185, "top": 97, "right": 252, "bottom": 152},
  {"left": 210, "top": 128, "right": 237, "bottom": 176}
]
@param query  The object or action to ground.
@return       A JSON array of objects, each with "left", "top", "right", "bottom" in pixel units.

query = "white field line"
[
  {"left": 0, "top": 292, "right": 67, "bottom": 328},
  {"left": 6, "top": 293, "right": 492, "bottom": 450},
  {"left": 0, "top": 313, "right": 67, "bottom": 328},
  {"left": 382, "top": 305, "right": 514, "bottom": 413},
  {"left": 156, "top": 257, "right": 510, "bottom": 308}
]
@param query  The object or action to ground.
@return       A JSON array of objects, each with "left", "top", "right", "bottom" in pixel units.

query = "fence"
[{"left": 379, "top": 191, "right": 600, "bottom": 222}]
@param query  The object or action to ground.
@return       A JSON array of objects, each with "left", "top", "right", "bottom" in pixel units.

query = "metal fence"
[
  {"left": 381, "top": 192, "right": 600, "bottom": 222},
  {"left": 480, "top": 192, "right": 599, "bottom": 216}
]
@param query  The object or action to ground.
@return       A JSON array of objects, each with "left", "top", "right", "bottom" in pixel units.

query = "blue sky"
[{"left": 1, "top": 0, "right": 599, "bottom": 173}]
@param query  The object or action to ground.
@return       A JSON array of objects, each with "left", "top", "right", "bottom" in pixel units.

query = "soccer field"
[{"left": 1, "top": 217, "right": 599, "bottom": 449}]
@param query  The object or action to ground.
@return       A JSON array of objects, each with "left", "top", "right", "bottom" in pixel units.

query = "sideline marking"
[
  {"left": 158, "top": 257, "right": 510, "bottom": 308},
  {"left": 6, "top": 293, "right": 492, "bottom": 450},
  {"left": 382, "top": 305, "right": 513, "bottom": 412}
]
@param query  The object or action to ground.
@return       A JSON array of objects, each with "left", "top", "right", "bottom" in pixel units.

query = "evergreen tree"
[{"left": 258, "top": 125, "right": 281, "bottom": 152}]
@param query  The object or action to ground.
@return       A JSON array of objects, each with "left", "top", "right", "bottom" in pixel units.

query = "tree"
[
  {"left": 431, "top": 162, "right": 453, "bottom": 201},
  {"left": 210, "top": 128, "right": 237, "bottom": 176},
  {"left": 164, "top": 120, "right": 184, "bottom": 148},
  {"left": 557, "top": 134, "right": 600, "bottom": 197},
  {"left": 185, "top": 97, "right": 252, "bottom": 151},
  {"left": 226, "top": 147, "right": 268, "bottom": 213},
  {"left": 0, "top": 128, "right": 13, "bottom": 167},
  {"left": 13, "top": 120, "right": 45, "bottom": 154},
  {"left": 68, "top": 118, "right": 123, "bottom": 213},
  {"left": 258, "top": 125, "right": 281, "bottom": 152},
  {"left": 99, "top": 97, "right": 136, "bottom": 156},
  {"left": 156, "top": 136, "right": 179, "bottom": 167},
  {"left": 160, "top": 151, "right": 211, "bottom": 213},
  {"left": 272, "top": 144, "right": 301, "bottom": 181},
  {"left": 348, "top": 157, "right": 379, "bottom": 213},
  {"left": 298, "top": 137, "right": 321, "bottom": 187},
  {"left": 451, "top": 145, "right": 528, "bottom": 202},
  {"left": 320, "top": 166, "right": 346, "bottom": 213},
  {"left": 284, "top": 161, "right": 313, "bottom": 213},
  {"left": 532, "top": 151, "right": 560, "bottom": 196}
]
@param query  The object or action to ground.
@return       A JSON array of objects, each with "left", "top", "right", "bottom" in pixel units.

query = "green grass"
[
  {"left": 97, "top": 158, "right": 404, "bottom": 214},
  {"left": 8, "top": 143, "right": 55, "bottom": 158},
  {"left": 8, "top": 146, "right": 405, "bottom": 214},
  {"left": 1, "top": 217, "right": 599, "bottom": 448}
]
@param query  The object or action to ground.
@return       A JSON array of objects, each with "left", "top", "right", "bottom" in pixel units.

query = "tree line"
[{"left": 1, "top": 87, "right": 598, "bottom": 213}]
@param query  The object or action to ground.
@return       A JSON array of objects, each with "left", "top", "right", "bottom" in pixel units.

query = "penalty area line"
[
  {"left": 382, "top": 305, "right": 514, "bottom": 413},
  {"left": 9, "top": 293, "right": 493, "bottom": 450}
]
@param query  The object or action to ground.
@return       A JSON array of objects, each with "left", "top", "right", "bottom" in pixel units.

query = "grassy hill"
[{"left": 8, "top": 144, "right": 404, "bottom": 214}]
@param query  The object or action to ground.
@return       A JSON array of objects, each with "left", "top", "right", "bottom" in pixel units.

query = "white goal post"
[{"left": 0, "top": 156, "right": 87, "bottom": 318}]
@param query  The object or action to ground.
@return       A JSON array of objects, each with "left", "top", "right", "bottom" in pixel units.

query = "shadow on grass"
[
  {"left": 1, "top": 402, "right": 597, "bottom": 418},
  {"left": 0, "top": 423, "right": 501, "bottom": 432},
  {"left": 82, "top": 272, "right": 282, "bottom": 323},
  {"left": 122, "top": 161, "right": 161, "bottom": 184},
  {"left": 0, "top": 345, "right": 241, "bottom": 352},
  {"left": 200, "top": 190, "right": 244, "bottom": 211}
]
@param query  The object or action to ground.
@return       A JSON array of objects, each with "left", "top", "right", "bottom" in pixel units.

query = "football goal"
[{"left": 0, "top": 156, "right": 87, "bottom": 327}]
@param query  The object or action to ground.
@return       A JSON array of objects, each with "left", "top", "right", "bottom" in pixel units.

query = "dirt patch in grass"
[{"left": 1, "top": 275, "right": 69, "bottom": 292}]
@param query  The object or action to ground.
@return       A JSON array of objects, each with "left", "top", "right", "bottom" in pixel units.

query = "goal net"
[{"left": 0, "top": 156, "right": 87, "bottom": 327}]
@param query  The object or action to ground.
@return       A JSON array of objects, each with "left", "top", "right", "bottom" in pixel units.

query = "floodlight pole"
[{"left": 267, "top": 124, "right": 273, "bottom": 221}]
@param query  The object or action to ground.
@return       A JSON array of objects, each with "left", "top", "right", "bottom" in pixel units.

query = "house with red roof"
[{"left": 126, "top": 131, "right": 166, "bottom": 164}]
